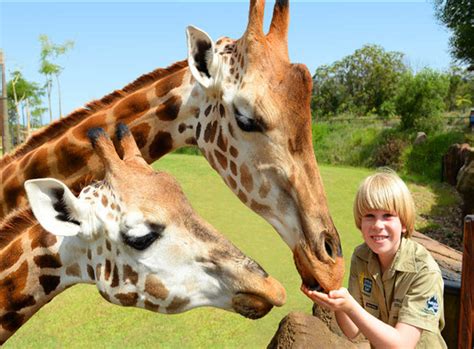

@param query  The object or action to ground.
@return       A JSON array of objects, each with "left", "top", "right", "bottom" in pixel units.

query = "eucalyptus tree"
[
  {"left": 7, "top": 70, "right": 45, "bottom": 143},
  {"left": 38, "top": 35, "right": 74, "bottom": 122}
]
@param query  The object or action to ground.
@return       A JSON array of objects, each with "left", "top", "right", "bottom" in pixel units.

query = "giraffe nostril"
[{"left": 324, "top": 240, "right": 333, "bottom": 258}]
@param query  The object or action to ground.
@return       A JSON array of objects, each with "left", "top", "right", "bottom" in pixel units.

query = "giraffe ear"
[
  {"left": 24, "top": 178, "right": 86, "bottom": 237},
  {"left": 186, "top": 26, "right": 219, "bottom": 89}
]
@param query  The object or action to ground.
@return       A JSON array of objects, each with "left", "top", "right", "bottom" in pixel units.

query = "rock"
[
  {"left": 267, "top": 312, "right": 360, "bottom": 349},
  {"left": 413, "top": 132, "right": 427, "bottom": 145},
  {"left": 442, "top": 143, "right": 472, "bottom": 186}
]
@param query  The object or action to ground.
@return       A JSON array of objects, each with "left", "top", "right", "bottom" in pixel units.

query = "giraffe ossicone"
[
  {"left": 1, "top": 0, "right": 344, "bottom": 295},
  {"left": 0, "top": 125, "right": 285, "bottom": 344}
]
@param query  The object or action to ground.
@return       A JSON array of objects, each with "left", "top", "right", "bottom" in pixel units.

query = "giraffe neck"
[
  {"left": 0, "top": 209, "right": 93, "bottom": 343},
  {"left": 0, "top": 61, "right": 200, "bottom": 218}
]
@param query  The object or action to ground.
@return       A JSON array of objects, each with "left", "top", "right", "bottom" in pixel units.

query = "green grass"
[{"left": 6, "top": 155, "right": 371, "bottom": 348}]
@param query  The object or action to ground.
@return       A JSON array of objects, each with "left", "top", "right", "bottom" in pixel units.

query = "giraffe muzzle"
[{"left": 231, "top": 275, "right": 286, "bottom": 319}]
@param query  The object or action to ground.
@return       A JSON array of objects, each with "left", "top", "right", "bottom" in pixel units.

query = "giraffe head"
[
  {"left": 186, "top": 0, "right": 344, "bottom": 292},
  {"left": 24, "top": 125, "right": 285, "bottom": 319}
]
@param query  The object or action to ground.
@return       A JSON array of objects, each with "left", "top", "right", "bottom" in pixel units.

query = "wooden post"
[
  {"left": 0, "top": 50, "right": 12, "bottom": 154},
  {"left": 459, "top": 215, "right": 474, "bottom": 349}
]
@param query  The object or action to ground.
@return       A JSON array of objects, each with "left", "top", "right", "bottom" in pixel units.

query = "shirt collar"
[{"left": 354, "top": 237, "right": 417, "bottom": 274}]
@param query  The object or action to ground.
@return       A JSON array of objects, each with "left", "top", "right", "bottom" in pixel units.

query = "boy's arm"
[
  {"left": 335, "top": 310, "right": 360, "bottom": 339},
  {"left": 305, "top": 287, "right": 422, "bottom": 348}
]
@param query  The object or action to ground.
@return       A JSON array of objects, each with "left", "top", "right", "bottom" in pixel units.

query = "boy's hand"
[{"left": 300, "top": 284, "right": 355, "bottom": 313}]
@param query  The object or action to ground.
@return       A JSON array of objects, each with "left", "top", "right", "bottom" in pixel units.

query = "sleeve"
[
  {"left": 347, "top": 254, "right": 363, "bottom": 306},
  {"left": 397, "top": 270, "right": 444, "bottom": 333}
]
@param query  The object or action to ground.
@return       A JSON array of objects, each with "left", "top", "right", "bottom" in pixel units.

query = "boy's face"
[{"left": 360, "top": 209, "right": 404, "bottom": 258}]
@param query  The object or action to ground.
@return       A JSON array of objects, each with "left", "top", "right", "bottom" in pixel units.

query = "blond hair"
[{"left": 353, "top": 169, "right": 415, "bottom": 238}]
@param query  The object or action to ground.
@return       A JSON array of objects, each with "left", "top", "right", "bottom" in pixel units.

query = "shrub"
[
  {"left": 405, "top": 131, "right": 465, "bottom": 181},
  {"left": 396, "top": 69, "right": 449, "bottom": 134}
]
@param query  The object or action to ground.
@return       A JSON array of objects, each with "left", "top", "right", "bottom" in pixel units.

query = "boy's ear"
[
  {"left": 24, "top": 178, "right": 84, "bottom": 237},
  {"left": 186, "top": 26, "right": 219, "bottom": 89}
]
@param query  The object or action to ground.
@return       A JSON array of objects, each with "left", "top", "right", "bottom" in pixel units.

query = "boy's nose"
[{"left": 373, "top": 218, "right": 385, "bottom": 229}]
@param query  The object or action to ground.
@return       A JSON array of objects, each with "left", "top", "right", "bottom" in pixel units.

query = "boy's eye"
[{"left": 364, "top": 214, "right": 375, "bottom": 218}]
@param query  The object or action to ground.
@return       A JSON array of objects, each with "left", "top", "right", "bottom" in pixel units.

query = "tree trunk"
[
  {"left": 56, "top": 74, "right": 62, "bottom": 119},
  {"left": 47, "top": 79, "right": 52, "bottom": 124},
  {"left": 26, "top": 98, "right": 31, "bottom": 138},
  {"left": 0, "top": 51, "right": 11, "bottom": 153}
]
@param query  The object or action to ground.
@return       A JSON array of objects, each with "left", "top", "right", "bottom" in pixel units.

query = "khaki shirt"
[{"left": 349, "top": 238, "right": 447, "bottom": 349}]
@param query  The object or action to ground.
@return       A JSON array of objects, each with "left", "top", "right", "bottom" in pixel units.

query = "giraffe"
[
  {"left": 0, "top": 0, "right": 344, "bottom": 292},
  {"left": 0, "top": 124, "right": 286, "bottom": 344}
]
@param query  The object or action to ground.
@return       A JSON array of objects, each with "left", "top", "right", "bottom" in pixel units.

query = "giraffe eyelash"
[{"left": 121, "top": 224, "right": 165, "bottom": 251}]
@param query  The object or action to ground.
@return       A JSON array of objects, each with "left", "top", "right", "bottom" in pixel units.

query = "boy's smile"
[{"left": 361, "top": 209, "right": 405, "bottom": 269}]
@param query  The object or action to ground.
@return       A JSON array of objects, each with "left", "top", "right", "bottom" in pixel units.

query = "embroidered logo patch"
[
  {"left": 363, "top": 278, "right": 372, "bottom": 294},
  {"left": 423, "top": 295, "right": 439, "bottom": 315}
]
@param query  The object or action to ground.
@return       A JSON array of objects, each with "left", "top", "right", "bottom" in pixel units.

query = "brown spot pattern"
[
  {"left": 259, "top": 181, "right": 271, "bottom": 199},
  {"left": 0, "top": 312, "right": 25, "bottom": 332},
  {"left": 111, "top": 265, "right": 120, "bottom": 288},
  {"left": 101, "top": 195, "right": 108, "bottom": 207},
  {"left": 204, "top": 104, "right": 212, "bottom": 117},
  {"left": 227, "top": 176, "right": 237, "bottom": 190},
  {"left": 33, "top": 254, "right": 62, "bottom": 269},
  {"left": 149, "top": 131, "right": 173, "bottom": 160},
  {"left": 229, "top": 146, "right": 239, "bottom": 158},
  {"left": 123, "top": 265, "right": 139, "bottom": 285},
  {"left": 217, "top": 128, "right": 227, "bottom": 152},
  {"left": 54, "top": 140, "right": 92, "bottom": 178},
  {"left": 30, "top": 228, "right": 57, "bottom": 250},
  {"left": 237, "top": 190, "right": 248, "bottom": 203},
  {"left": 250, "top": 200, "right": 271, "bottom": 215},
  {"left": 23, "top": 148, "right": 51, "bottom": 181},
  {"left": 166, "top": 297, "right": 190, "bottom": 314},
  {"left": 156, "top": 95, "right": 181, "bottom": 121},
  {"left": 130, "top": 123, "right": 151, "bottom": 149},
  {"left": 87, "top": 265, "right": 95, "bottom": 280},
  {"left": 72, "top": 114, "right": 106, "bottom": 142},
  {"left": 214, "top": 150, "right": 228, "bottom": 171},
  {"left": 66, "top": 263, "right": 81, "bottom": 277},
  {"left": 230, "top": 161, "right": 237, "bottom": 176},
  {"left": 115, "top": 293, "right": 138, "bottom": 307},
  {"left": 105, "top": 260, "right": 112, "bottom": 280},
  {"left": 3, "top": 181, "right": 24, "bottom": 212},
  {"left": 154, "top": 68, "right": 186, "bottom": 98},
  {"left": 240, "top": 163, "right": 253, "bottom": 193},
  {"left": 39, "top": 275, "right": 61, "bottom": 295},
  {"left": 145, "top": 275, "right": 169, "bottom": 300},
  {"left": 0, "top": 239, "right": 22, "bottom": 272},
  {"left": 115, "top": 92, "right": 150, "bottom": 123},
  {"left": 144, "top": 300, "right": 160, "bottom": 312},
  {"left": 0, "top": 262, "right": 36, "bottom": 312}
]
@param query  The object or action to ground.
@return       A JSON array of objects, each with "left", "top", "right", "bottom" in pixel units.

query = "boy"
[{"left": 302, "top": 170, "right": 446, "bottom": 348}]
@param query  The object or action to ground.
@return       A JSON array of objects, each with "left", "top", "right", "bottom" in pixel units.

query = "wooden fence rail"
[{"left": 459, "top": 215, "right": 474, "bottom": 349}]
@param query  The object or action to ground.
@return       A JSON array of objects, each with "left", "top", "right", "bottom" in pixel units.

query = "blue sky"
[{"left": 1, "top": 1, "right": 452, "bottom": 123}]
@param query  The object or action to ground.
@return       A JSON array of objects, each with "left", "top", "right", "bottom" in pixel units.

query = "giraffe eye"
[
  {"left": 121, "top": 224, "right": 165, "bottom": 251},
  {"left": 233, "top": 106, "right": 264, "bottom": 133}
]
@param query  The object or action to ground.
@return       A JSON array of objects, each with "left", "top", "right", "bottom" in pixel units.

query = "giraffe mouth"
[
  {"left": 293, "top": 246, "right": 332, "bottom": 294},
  {"left": 231, "top": 293, "right": 274, "bottom": 319}
]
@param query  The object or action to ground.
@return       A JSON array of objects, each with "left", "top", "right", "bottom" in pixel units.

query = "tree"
[
  {"left": 434, "top": 0, "right": 474, "bottom": 69},
  {"left": 396, "top": 68, "right": 449, "bottom": 134},
  {"left": 7, "top": 70, "right": 45, "bottom": 144},
  {"left": 38, "top": 35, "right": 74, "bottom": 122},
  {"left": 312, "top": 45, "right": 406, "bottom": 118}
]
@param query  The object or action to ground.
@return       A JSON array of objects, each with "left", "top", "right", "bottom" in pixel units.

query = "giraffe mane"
[
  {"left": 0, "top": 60, "right": 189, "bottom": 168},
  {"left": 0, "top": 207, "right": 37, "bottom": 250}
]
